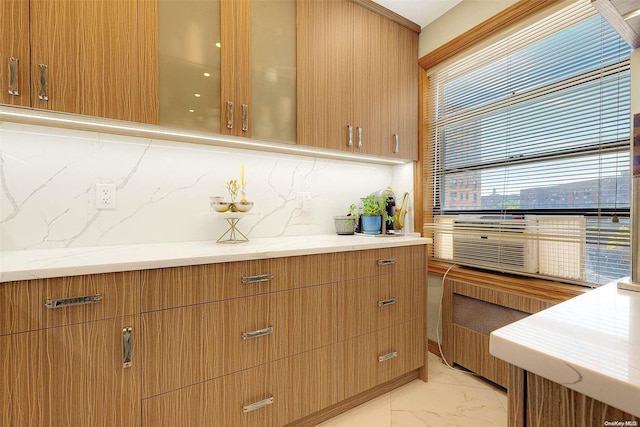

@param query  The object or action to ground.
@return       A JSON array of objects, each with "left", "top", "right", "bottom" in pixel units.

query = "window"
[{"left": 428, "top": 0, "right": 631, "bottom": 286}]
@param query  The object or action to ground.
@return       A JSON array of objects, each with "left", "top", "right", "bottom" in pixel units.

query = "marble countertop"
[
  {"left": 0, "top": 233, "right": 431, "bottom": 283},
  {"left": 490, "top": 281, "right": 640, "bottom": 418}
]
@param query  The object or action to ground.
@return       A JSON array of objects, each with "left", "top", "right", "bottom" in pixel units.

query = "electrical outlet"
[
  {"left": 95, "top": 183, "right": 116, "bottom": 209},
  {"left": 297, "top": 192, "right": 311, "bottom": 212}
]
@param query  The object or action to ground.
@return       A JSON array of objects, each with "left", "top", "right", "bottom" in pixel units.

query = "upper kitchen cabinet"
[
  {"left": 158, "top": 0, "right": 296, "bottom": 143},
  {"left": 0, "top": 0, "right": 158, "bottom": 123},
  {"left": 297, "top": 0, "right": 419, "bottom": 160},
  {"left": 0, "top": 0, "right": 30, "bottom": 108}
]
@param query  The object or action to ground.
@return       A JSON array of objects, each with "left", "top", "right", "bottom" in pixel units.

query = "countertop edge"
[
  {"left": 0, "top": 234, "right": 432, "bottom": 283},
  {"left": 489, "top": 283, "right": 640, "bottom": 419}
]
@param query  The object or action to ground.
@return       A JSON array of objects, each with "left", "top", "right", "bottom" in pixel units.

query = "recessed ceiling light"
[
  {"left": 189, "top": 109, "right": 195, "bottom": 113},
  {"left": 195, "top": 93, "right": 201, "bottom": 98},
  {"left": 215, "top": 42, "right": 221, "bottom": 48},
  {"left": 203, "top": 72, "right": 211, "bottom": 77}
]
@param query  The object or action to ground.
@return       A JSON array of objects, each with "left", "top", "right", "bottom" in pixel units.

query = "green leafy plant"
[{"left": 355, "top": 195, "right": 393, "bottom": 223}]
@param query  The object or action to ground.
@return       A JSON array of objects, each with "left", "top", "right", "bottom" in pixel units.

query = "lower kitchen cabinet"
[
  {"left": 1, "top": 244, "right": 427, "bottom": 427},
  {"left": 338, "top": 319, "right": 424, "bottom": 400},
  {"left": 1, "top": 316, "right": 141, "bottom": 427},
  {"left": 141, "top": 345, "right": 338, "bottom": 427}
]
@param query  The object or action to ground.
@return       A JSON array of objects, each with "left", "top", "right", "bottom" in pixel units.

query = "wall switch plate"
[{"left": 96, "top": 183, "right": 116, "bottom": 209}]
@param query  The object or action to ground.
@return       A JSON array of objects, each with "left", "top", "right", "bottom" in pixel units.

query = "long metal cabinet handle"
[
  {"left": 241, "top": 104, "right": 249, "bottom": 132},
  {"left": 242, "top": 396, "right": 274, "bottom": 413},
  {"left": 357, "top": 127, "right": 363, "bottom": 148},
  {"left": 8, "top": 57, "right": 19, "bottom": 96},
  {"left": 45, "top": 293, "right": 103, "bottom": 309},
  {"left": 378, "top": 297, "right": 398, "bottom": 307},
  {"left": 393, "top": 134, "right": 399, "bottom": 154},
  {"left": 241, "top": 273, "right": 273, "bottom": 284},
  {"left": 377, "top": 258, "right": 397, "bottom": 266},
  {"left": 122, "top": 327, "right": 132, "bottom": 368},
  {"left": 378, "top": 351, "right": 398, "bottom": 362},
  {"left": 38, "top": 64, "right": 49, "bottom": 101},
  {"left": 226, "top": 101, "right": 234, "bottom": 129},
  {"left": 347, "top": 125, "right": 353, "bottom": 147},
  {"left": 242, "top": 325, "right": 273, "bottom": 340}
]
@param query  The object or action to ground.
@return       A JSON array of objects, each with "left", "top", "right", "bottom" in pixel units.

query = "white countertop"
[
  {"left": 0, "top": 234, "right": 430, "bottom": 283},
  {"left": 490, "top": 281, "right": 640, "bottom": 418}
]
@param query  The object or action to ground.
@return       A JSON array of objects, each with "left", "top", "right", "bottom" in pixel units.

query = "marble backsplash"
[{"left": 0, "top": 121, "right": 414, "bottom": 251}]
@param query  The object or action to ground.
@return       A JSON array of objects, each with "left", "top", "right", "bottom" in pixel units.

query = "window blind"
[{"left": 427, "top": 0, "right": 631, "bottom": 286}]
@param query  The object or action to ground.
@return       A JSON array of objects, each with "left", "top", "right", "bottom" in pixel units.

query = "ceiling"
[{"left": 371, "top": 0, "right": 463, "bottom": 28}]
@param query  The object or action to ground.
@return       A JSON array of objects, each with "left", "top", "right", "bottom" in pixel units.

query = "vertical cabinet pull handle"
[
  {"left": 357, "top": 127, "right": 363, "bottom": 148},
  {"left": 45, "top": 293, "right": 103, "bottom": 309},
  {"left": 242, "top": 396, "right": 274, "bottom": 413},
  {"left": 122, "top": 327, "right": 132, "bottom": 368},
  {"left": 242, "top": 104, "right": 249, "bottom": 132},
  {"left": 241, "top": 325, "right": 274, "bottom": 340},
  {"left": 38, "top": 64, "right": 49, "bottom": 101},
  {"left": 377, "top": 258, "right": 397, "bottom": 266},
  {"left": 393, "top": 134, "right": 399, "bottom": 154},
  {"left": 378, "top": 351, "right": 398, "bottom": 362},
  {"left": 226, "top": 101, "right": 234, "bottom": 129},
  {"left": 378, "top": 297, "right": 398, "bottom": 307},
  {"left": 241, "top": 273, "right": 273, "bottom": 284},
  {"left": 8, "top": 57, "right": 19, "bottom": 96},
  {"left": 347, "top": 125, "right": 353, "bottom": 147}
]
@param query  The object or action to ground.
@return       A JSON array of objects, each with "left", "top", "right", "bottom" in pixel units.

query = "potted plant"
[{"left": 358, "top": 194, "right": 391, "bottom": 235}]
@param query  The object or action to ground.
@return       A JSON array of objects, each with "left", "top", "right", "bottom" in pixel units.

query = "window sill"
[{"left": 428, "top": 259, "right": 588, "bottom": 302}]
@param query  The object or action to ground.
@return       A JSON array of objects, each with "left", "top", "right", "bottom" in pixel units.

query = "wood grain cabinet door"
[
  {"left": 0, "top": 0, "right": 30, "bottom": 107},
  {"left": 1, "top": 316, "right": 141, "bottom": 427},
  {"left": 28, "top": 0, "right": 155, "bottom": 122}
]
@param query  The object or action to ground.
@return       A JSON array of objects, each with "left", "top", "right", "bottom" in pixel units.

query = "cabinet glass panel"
[
  {"left": 251, "top": 0, "right": 296, "bottom": 143},
  {"left": 158, "top": 0, "right": 221, "bottom": 133}
]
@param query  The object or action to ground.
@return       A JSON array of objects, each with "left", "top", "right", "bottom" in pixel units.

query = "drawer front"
[
  {"left": 142, "top": 254, "right": 336, "bottom": 312},
  {"left": 337, "top": 245, "right": 425, "bottom": 281},
  {"left": 142, "top": 345, "right": 338, "bottom": 427},
  {"left": 141, "top": 259, "right": 275, "bottom": 311},
  {"left": 141, "top": 293, "right": 274, "bottom": 398},
  {"left": 338, "top": 270, "right": 425, "bottom": 340},
  {"left": 338, "top": 319, "right": 424, "bottom": 400},
  {"left": 142, "top": 283, "right": 337, "bottom": 398},
  {"left": 273, "top": 283, "right": 338, "bottom": 358},
  {"left": 0, "top": 271, "right": 140, "bottom": 335}
]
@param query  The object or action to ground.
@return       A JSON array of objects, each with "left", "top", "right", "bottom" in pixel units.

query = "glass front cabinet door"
[{"left": 158, "top": 0, "right": 296, "bottom": 144}]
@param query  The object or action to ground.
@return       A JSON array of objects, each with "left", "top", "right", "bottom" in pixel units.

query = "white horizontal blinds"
[{"left": 428, "top": 0, "right": 631, "bottom": 285}]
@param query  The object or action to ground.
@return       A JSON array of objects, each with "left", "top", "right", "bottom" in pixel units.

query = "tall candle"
[{"left": 241, "top": 164, "right": 245, "bottom": 187}]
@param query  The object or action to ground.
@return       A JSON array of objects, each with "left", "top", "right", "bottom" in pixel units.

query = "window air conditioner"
[{"left": 452, "top": 215, "right": 538, "bottom": 274}]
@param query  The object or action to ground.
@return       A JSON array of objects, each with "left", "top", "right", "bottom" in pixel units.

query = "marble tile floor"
[{"left": 318, "top": 353, "right": 507, "bottom": 427}]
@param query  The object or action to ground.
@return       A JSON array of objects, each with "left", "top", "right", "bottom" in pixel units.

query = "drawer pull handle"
[
  {"left": 393, "top": 134, "right": 399, "bottom": 154},
  {"left": 45, "top": 293, "right": 102, "bottom": 309},
  {"left": 357, "top": 127, "right": 363, "bottom": 148},
  {"left": 122, "top": 326, "right": 133, "bottom": 368},
  {"left": 241, "top": 273, "right": 273, "bottom": 284},
  {"left": 242, "top": 325, "right": 273, "bottom": 340},
  {"left": 378, "top": 297, "right": 398, "bottom": 307},
  {"left": 378, "top": 351, "right": 398, "bottom": 363},
  {"left": 377, "top": 258, "right": 397, "bottom": 266},
  {"left": 242, "top": 396, "right": 274, "bottom": 413},
  {"left": 8, "top": 57, "right": 19, "bottom": 96},
  {"left": 38, "top": 63, "right": 49, "bottom": 101},
  {"left": 347, "top": 125, "right": 353, "bottom": 147}
]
